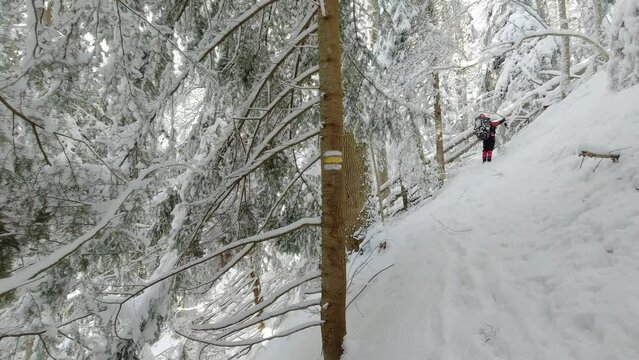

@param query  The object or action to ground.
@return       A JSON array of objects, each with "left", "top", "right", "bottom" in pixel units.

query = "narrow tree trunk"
[
  {"left": 428, "top": 0, "right": 446, "bottom": 185},
  {"left": 318, "top": 0, "right": 347, "bottom": 358},
  {"left": 368, "top": 0, "right": 382, "bottom": 43},
  {"left": 433, "top": 72, "right": 445, "bottom": 184},
  {"left": 591, "top": 0, "right": 604, "bottom": 42},
  {"left": 557, "top": 0, "right": 571, "bottom": 98},
  {"left": 536, "top": 0, "right": 547, "bottom": 23},
  {"left": 369, "top": 139, "right": 386, "bottom": 222},
  {"left": 23, "top": 335, "right": 35, "bottom": 360},
  {"left": 248, "top": 245, "right": 265, "bottom": 334},
  {"left": 375, "top": 143, "right": 390, "bottom": 201},
  {"left": 343, "top": 131, "right": 368, "bottom": 253},
  {"left": 249, "top": 268, "right": 265, "bottom": 333},
  {"left": 398, "top": 177, "right": 408, "bottom": 210},
  {"left": 409, "top": 114, "right": 429, "bottom": 181}
]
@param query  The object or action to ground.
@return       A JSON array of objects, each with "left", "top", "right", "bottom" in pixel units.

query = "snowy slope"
[{"left": 249, "top": 73, "right": 639, "bottom": 360}]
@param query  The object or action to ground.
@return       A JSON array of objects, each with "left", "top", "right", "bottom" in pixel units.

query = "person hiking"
[{"left": 475, "top": 114, "right": 508, "bottom": 163}]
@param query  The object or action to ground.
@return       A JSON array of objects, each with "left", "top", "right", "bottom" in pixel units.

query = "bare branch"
[
  {"left": 38, "top": 335, "right": 60, "bottom": 360},
  {"left": 259, "top": 154, "right": 320, "bottom": 233},
  {"left": 0, "top": 95, "right": 45, "bottom": 129},
  {"left": 30, "top": 124, "right": 52, "bottom": 166},
  {"left": 0, "top": 95, "right": 52, "bottom": 165},
  {"left": 192, "top": 271, "right": 320, "bottom": 330},
  {"left": 177, "top": 321, "right": 322, "bottom": 348},
  {"left": 246, "top": 100, "right": 319, "bottom": 163},
  {"left": 345, "top": 53, "right": 431, "bottom": 115},
  {"left": 346, "top": 264, "right": 395, "bottom": 309},
  {"left": 116, "top": 0, "right": 218, "bottom": 83},
  {"left": 115, "top": 218, "right": 321, "bottom": 305},
  {"left": 0, "top": 311, "right": 99, "bottom": 340},
  {"left": 0, "top": 94, "right": 127, "bottom": 182},
  {"left": 197, "top": 0, "right": 284, "bottom": 62},
  {"left": 182, "top": 245, "right": 254, "bottom": 292},
  {"left": 216, "top": 299, "right": 320, "bottom": 339}
]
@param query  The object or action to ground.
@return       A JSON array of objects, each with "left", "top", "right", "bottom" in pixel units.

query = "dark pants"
[{"left": 482, "top": 138, "right": 495, "bottom": 162}]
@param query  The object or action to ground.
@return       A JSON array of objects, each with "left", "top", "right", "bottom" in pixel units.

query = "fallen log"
[{"left": 578, "top": 150, "right": 620, "bottom": 162}]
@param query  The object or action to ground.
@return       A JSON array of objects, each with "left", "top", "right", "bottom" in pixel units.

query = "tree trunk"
[
  {"left": 318, "top": 0, "right": 347, "bottom": 358},
  {"left": 427, "top": 0, "right": 445, "bottom": 184},
  {"left": 343, "top": 131, "right": 368, "bottom": 253},
  {"left": 535, "top": 0, "right": 547, "bottom": 23},
  {"left": 249, "top": 268, "right": 265, "bottom": 333},
  {"left": 248, "top": 246, "right": 265, "bottom": 334},
  {"left": 399, "top": 177, "right": 408, "bottom": 210},
  {"left": 368, "top": 0, "right": 382, "bottom": 44},
  {"left": 409, "top": 114, "right": 429, "bottom": 182},
  {"left": 591, "top": 0, "right": 604, "bottom": 42},
  {"left": 369, "top": 138, "right": 387, "bottom": 222},
  {"left": 433, "top": 72, "right": 446, "bottom": 184},
  {"left": 375, "top": 143, "right": 390, "bottom": 201},
  {"left": 557, "top": 0, "right": 571, "bottom": 98}
]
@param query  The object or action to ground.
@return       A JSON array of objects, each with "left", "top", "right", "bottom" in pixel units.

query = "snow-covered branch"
[
  {"left": 237, "top": 18, "right": 318, "bottom": 119},
  {"left": 192, "top": 271, "right": 320, "bottom": 331},
  {"left": 234, "top": 65, "right": 319, "bottom": 122},
  {"left": 182, "top": 244, "right": 254, "bottom": 293},
  {"left": 494, "top": 29, "right": 609, "bottom": 61},
  {"left": 192, "top": 127, "right": 320, "bottom": 208},
  {"left": 216, "top": 299, "right": 321, "bottom": 339},
  {"left": 0, "top": 310, "right": 100, "bottom": 340},
  {"left": 117, "top": 218, "right": 321, "bottom": 303},
  {"left": 259, "top": 154, "right": 321, "bottom": 233},
  {"left": 0, "top": 162, "right": 184, "bottom": 296},
  {"left": 345, "top": 53, "right": 431, "bottom": 115},
  {"left": 498, "top": 58, "right": 593, "bottom": 116},
  {"left": 246, "top": 100, "right": 319, "bottom": 163},
  {"left": 197, "top": 0, "right": 289, "bottom": 62},
  {"left": 177, "top": 321, "right": 322, "bottom": 348}
]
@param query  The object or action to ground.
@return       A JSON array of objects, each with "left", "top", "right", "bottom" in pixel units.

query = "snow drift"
[{"left": 249, "top": 73, "right": 639, "bottom": 360}]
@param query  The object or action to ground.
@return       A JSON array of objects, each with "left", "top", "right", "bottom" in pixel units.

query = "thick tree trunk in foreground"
[{"left": 319, "top": 0, "right": 347, "bottom": 359}]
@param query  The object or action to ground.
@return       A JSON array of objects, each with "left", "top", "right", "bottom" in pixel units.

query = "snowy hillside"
[{"left": 250, "top": 73, "right": 639, "bottom": 360}]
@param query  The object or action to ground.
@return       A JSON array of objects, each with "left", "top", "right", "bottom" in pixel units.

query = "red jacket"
[{"left": 487, "top": 119, "right": 506, "bottom": 138}]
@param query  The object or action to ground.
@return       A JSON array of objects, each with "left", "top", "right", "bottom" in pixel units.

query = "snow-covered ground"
[{"left": 249, "top": 73, "right": 639, "bottom": 360}]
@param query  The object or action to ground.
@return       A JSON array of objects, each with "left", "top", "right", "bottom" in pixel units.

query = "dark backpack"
[{"left": 474, "top": 116, "right": 491, "bottom": 140}]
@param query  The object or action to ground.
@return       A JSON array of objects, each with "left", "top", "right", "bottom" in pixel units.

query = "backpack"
[{"left": 474, "top": 116, "right": 491, "bottom": 140}]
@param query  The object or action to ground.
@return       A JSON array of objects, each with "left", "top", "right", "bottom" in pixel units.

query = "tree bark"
[
  {"left": 318, "top": 0, "right": 347, "bottom": 358},
  {"left": 249, "top": 268, "right": 265, "bottom": 333},
  {"left": 368, "top": 0, "right": 382, "bottom": 44},
  {"left": 369, "top": 138, "right": 387, "bottom": 222},
  {"left": 535, "top": 0, "right": 547, "bottom": 23},
  {"left": 409, "top": 114, "right": 430, "bottom": 182},
  {"left": 428, "top": 0, "right": 446, "bottom": 184},
  {"left": 375, "top": 143, "right": 390, "bottom": 201},
  {"left": 343, "top": 131, "right": 368, "bottom": 253},
  {"left": 557, "top": 0, "right": 571, "bottom": 98},
  {"left": 591, "top": 0, "right": 605, "bottom": 42},
  {"left": 433, "top": 72, "right": 446, "bottom": 184}
]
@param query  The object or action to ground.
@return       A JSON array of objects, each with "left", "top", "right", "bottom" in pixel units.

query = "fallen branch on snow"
[
  {"left": 578, "top": 150, "right": 620, "bottom": 162},
  {"left": 346, "top": 264, "right": 395, "bottom": 309}
]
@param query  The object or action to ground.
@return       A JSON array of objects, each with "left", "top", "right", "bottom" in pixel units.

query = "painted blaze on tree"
[{"left": 318, "top": 0, "right": 347, "bottom": 359}]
